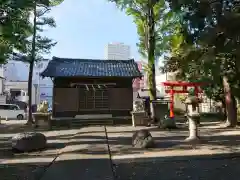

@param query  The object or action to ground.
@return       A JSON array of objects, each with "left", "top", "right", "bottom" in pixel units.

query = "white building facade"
[
  {"left": 0, "top": 61, "right": 51, "bottom": 105},
  {"left": 104, "top": 43, "right": 131, "bottom": 60},
  {"left": 4, "top": 81, "right": 38, "bottom": 104}
]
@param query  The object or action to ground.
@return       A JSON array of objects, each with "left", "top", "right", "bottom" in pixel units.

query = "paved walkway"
[
  {"left": 106, "top": 125, "right": 240, "bottom": 180},
  {"left": 2, "top": 122, "right": 240, "bottom": 180},
  {"left": 41, "top": 124, "right": 240, "bottom": 180},
  {"left": 40, "top": 126, "right": 113, "bottom": 180},
  {"left": 0, "top": 124, "right": 114, "bottom": 180},
  {"left": 106, "top": 124, "right": 240, "bottom": 160},
  {"left": 114, "top": 156, "right": 240, "bottom": 180}
]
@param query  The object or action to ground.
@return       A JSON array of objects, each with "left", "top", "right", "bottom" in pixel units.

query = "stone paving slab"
[
  {"left": 1, "top": 122, "right": 240, "bottom": 180},
  {"left": 114, "top": 156, "right": 240, "bottom": 180},
  {"left": 40, "top": 126, "right": 114, "bottom": 180},
  {"left": 0, "top": 124, "right": 112, "bottom": 180},
  {"left": 106, "top": 125, "right": 240, "bottom": 159},
  {"left": 0, "top": 162, "right": 49, "bottom": 180},
  {"left": 106, "top": 125, "right": 240, "bottom": 180},
  {"left": 40, "top": 155, "right": 113, "bottom": 180}
]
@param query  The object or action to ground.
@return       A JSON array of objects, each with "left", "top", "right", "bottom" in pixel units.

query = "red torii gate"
[{"left": 161, "top": 81, "right": 204, "bottom": 118}]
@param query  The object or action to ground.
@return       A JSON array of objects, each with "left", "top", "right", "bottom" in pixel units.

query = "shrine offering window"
[{"left": 79, "top": 87, "right": 109, "bottom": 110}]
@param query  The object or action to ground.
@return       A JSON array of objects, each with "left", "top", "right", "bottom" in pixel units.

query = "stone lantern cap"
[{"left": 185, "top": 96, "right": 202, "bottom": 105}]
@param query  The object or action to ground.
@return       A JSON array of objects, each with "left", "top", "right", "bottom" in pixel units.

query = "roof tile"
[{"left": 41, "top": 57, "right": 142, "bottom": 78}]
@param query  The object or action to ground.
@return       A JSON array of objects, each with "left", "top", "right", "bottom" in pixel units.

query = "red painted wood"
[
  {"left": 161, "top": 81, "right": 205, "bottom": 117},
  {"left": 165, "top": 89, "right": 203, "bottom": 93},
  {"left": 162, "top": 81, "right": 204, "bottom": 87},
  {"left": 170, "top": 89, "right": 174, "bottom": 118}
]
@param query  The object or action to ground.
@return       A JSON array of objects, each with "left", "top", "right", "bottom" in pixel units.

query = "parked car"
[{"left": 0, "top": 104, "right": 25, "bottom": 120}]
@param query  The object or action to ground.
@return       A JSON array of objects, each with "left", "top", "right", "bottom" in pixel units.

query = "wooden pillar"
[
  {"left": 183, "top": 86, "right": 187, "bottom": 92},
  {"left": 194, "top": 86, "right": 199, "bottom": 98},
  {"left": 170, "top": 87, "right": 174, "bottom": 118}
]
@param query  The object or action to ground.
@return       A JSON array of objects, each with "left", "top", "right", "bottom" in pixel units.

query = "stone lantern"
[{"left": 184, "top": 96, "right": 202, "bottom": 142}]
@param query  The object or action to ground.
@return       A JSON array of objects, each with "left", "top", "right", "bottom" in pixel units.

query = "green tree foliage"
[
  {"left": 108, "top": 0, "right": 179, "bottom": 120},
  {"left": 163, "top": 0, "right": 240, "bottom": 126},
  {"left": 0, "top": 0, "right": 33, "bottom": 62},
  {"left": 125, "top": 0, "right": 171, "bottom": 58},
  {"left": 13, "top": 0, "right": 63, "bottom": 124},
  {"left": 0, "top": 0, "right": 63, "bottom": 62}
]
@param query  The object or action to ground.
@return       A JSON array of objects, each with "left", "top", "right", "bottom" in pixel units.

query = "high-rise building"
[{"left": 104, "top": 42, "right": 131, "bottom": 60}]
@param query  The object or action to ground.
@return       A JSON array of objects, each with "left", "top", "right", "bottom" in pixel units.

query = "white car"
[{"left": 0, "top": 104, "right": 25, "bottom": 120}]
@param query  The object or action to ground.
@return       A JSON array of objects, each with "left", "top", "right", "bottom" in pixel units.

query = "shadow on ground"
[
  {"left": 0, "top": 140, "right": 65, "bottom": 160},
  {"left": 106, "top": 134, "right": 240, "bottom": 155},
  {"left": 2, "top": 121, "right": 240, "bottom": 157},
  {"left": 1, "top": 120, "right": 240, "bottom": 180},
  {"left": 10, "top": 127, "right": 239, "bottom": 157},
  {"left": 0, "top": 123, "right": 87, "bottom": 135},
  {"left": 0, "top": 161, "right": 48, "bottom": 180},
  {"left": 1, "top": 152, "right": 240, "bottom": 180},
  {"left": 114, "top": 154, "right": 240, "bottom": 180},
  {"left": 0, "top": 158, "right": 113, "bottom": 180},
  {"left": 4, "top": 126, "right": 240, "bottom": 158}
]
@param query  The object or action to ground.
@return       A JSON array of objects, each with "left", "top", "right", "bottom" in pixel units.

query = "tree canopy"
[
  {"left": 162, "top": 0, "right": 240, "bottom": 126},
  {"left": 0, "top": 0, "right": 64, "bottom": 123},
  {"left": 0, "top": 0, "right": 32, "bottom": 62},
  {"left": 0, "top": 0, "right": 64, "bottom": 64},
  {"left": 163, "top": 0, "right": 240, "bottom": 100}
]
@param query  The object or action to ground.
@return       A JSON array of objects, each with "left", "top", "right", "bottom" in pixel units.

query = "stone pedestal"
[
  {"left": 33, "top": 112, "right": 52, "bottom": 130},
  {"left": 184, "top": 96, "right": 201, "bottom": 143},
  {"left": 131, "top": 111, "right": 149, "bottom": 126},
  {"left": 185, "top": 115, "right": 200, "bottom": 143}
]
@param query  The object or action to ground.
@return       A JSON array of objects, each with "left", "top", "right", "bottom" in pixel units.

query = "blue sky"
[
  {"left": 15, "top": 0, "right": 141, "bottom": 82},
  {"left": 44, "top": 0, "right": 140, "bottom": 59}
]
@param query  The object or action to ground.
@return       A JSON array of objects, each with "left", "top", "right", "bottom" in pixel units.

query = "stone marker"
[
  {"left": 132, "top": 129, "right": 154, "bottom": 148},
  {"left": 12, "top": 132, "right": 47, "bottom": 152}
]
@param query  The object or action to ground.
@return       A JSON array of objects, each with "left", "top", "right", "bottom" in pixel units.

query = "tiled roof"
[{"left": 40, "top": 57, "right": 142, "bottom": 78}]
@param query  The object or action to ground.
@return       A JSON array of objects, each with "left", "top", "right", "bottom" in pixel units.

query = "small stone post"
[
  {"left": 132, "top": 100, "right": 148, "bottom": 126},
  {"left": 33, "top": 100, "right": 51, "bottom": 129},
  {"left": 184, "top": 96, "right": 201, "bottom": 143}
]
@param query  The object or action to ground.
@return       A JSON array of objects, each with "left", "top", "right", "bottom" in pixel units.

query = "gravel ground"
[{"left": 114, "top": 157, "right": 240, "bottom": 180}]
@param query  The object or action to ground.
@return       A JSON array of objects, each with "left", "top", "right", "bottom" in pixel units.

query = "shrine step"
[
  {"left": 70, "top": 119, "right": 114, "bottom": 126},
  {"left": 50, "top": 119, "right": 114, "bottom": 128}
]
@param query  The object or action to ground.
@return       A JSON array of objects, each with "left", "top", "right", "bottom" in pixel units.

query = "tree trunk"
[
  {"left": 27, "top": 61, "right": 34, "bottom": 124},
  {"left": 223, "top": 76, "right": 237, "bottom": 127},
  {"left": 221, "top": 99, "right": 227, "bottom": 121},
  {"left": 148, "top": 64, "right": 156, "bottom": 122},
  {"left": 27, "top": 1, "right": 37, "bottom": 125},
  {"left": 147, "top": 1, "right": 157, "bottom": 123}
]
